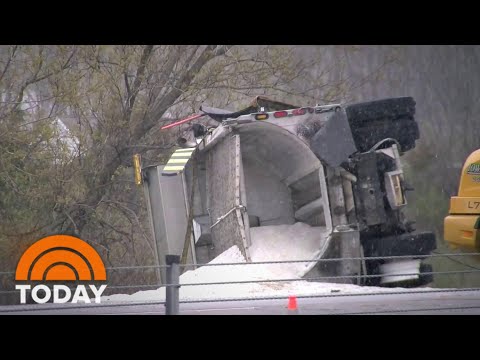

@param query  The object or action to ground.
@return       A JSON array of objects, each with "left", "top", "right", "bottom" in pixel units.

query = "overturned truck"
[{"left": 139, "top": 96, "right": 436, "bottom": 287}]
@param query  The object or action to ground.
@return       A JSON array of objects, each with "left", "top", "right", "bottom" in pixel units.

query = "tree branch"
[
  {"left": 0, "top": 45, "right": 18, "bottom": 84},
  {"left": 126, "top": 45, "right": 154, "bottom": 116}
]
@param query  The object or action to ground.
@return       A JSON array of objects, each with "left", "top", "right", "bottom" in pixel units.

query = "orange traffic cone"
[{"left": 287, "top": 296, "right": 299, "bottom": 315}]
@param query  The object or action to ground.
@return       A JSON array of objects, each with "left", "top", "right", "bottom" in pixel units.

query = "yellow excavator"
[{"left": 445, "top": 149, "right": 480, "bottom": 250}]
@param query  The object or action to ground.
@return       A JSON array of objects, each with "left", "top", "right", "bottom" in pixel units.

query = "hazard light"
[
  {"left": 273, "top": 111, "right": 288, "bottom": 118},
  {"left": 292, "top": 108, "right": 307, "bottom": 116},
  {"left": 255, "top": 113, "right": 269, "bottom": 120}
]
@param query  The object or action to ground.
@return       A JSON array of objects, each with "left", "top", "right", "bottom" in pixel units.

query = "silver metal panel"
[
  {"left": 334, "top": 227, "right": 362, "bottom": 282},
  {"left": 181, "top": 172, "right": 197, "bottom": 266},
  {"left": 143, "top": 166, "right": 168, "bottom": 282},
  {"left": 143, "top": 165, "right": 192, "bottom": 282},
  {"left": 238, "top": 141, "right": 252, "bottom": 250},
  {"left": 318, "top": 165, "right": 333, "bottom": 234},
  {"left": 206, "top": 135, "right": 249, "bottom": 260},
  {"left": 142, "top": 174, "right": 162, "bottom": 285}
]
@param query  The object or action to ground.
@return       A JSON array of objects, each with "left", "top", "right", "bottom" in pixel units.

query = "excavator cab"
[{"left": 444, "top": 150, "right": 480, "bottom": 250}]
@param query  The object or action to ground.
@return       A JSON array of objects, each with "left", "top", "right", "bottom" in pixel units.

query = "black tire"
[
  {"left": 345, "top": 97, "right": 416, "bottom": 126},
  {"left": 350, "top": 117, "right": 419, "bottom": 152},
  {"left": 361, "top": 231, "right": 436, "bottom": 258}
]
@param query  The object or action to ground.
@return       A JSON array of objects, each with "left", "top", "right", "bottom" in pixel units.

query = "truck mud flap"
[{"left": 309, "top": 110, "right": 357, "bottom": 167}]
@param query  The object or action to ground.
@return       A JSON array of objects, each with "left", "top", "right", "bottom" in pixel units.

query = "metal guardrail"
[
  {"left": 1, "top": 251, "right": 480, "bottom": 277},
  {"left": 1, "top": 251, "right": 479, "bottom": 277},
  {"left": 2, "top": 251, "right": 480, "bottom": 314},
  {"left": 1, "top": 288, "right": 480, "bottom": 314},
  {"left": 179, "top": 252, "right": 480, "bottom": 268}
]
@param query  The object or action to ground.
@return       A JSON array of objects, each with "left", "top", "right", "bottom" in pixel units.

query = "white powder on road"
[
  {"left": 249, "top": 222, "right": 328, "bottom": 278},
  {"left": 102, "top": 238, "right": 415, "bottom": 304}
]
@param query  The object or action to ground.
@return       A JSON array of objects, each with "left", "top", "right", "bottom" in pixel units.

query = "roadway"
[{"left": 1, "top": 289, "right": 480, "bottom": 315}]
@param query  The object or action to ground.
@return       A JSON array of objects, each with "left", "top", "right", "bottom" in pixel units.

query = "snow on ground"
[{"left": 102, "top": 241, "right": 419, "bottom": 304}]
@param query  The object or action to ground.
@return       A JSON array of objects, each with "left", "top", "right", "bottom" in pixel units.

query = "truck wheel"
[
  {"left": 345, "top": 97, "right": 416, "bottom": 126},
  {"left": 351, "top": 117, "right": 419, "bottom": 152},
  {"left": 345, "top": 97, "right": 419, "bottom": 153},
  {"left": 378, "top": 262, "right": 433, "bottom": 288}
]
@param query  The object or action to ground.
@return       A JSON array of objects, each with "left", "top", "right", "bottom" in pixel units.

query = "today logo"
[{"left": 15, "top": 235, "right": 107, "bottom": 304}]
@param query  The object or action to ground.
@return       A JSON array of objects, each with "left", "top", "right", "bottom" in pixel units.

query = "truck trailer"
[{"left": 137, "top": 96, "right": 437, "bottom": 287}]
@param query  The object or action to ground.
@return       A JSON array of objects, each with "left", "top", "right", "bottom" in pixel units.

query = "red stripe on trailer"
[{"left": 160, "top": 113, "right": 205, "bottom": 130}]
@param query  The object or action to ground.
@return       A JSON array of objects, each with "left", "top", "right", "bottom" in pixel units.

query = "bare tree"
[{"left": 0, "top": 45, "right": 357, "bottom": 261}]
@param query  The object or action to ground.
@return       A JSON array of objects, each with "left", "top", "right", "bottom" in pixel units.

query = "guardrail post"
[{"left": 165, "top": 255, "right": 180, "bottom": 315}]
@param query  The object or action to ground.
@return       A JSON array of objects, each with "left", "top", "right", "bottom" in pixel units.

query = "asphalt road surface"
[{"left": 1, "top": 289, "right": 480, "bottom": 315}]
